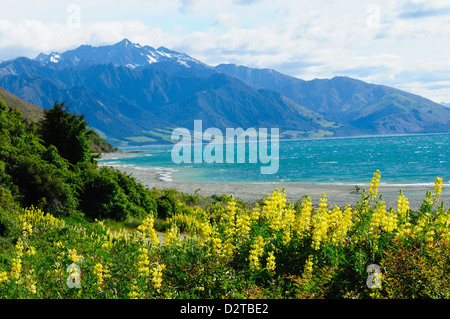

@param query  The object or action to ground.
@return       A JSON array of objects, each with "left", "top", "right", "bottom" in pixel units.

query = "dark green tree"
[
  {"left": 39, "top": 101, "right": 93, "bottom": 166},
  {"left": 0, "top": 100, "right": 79, "bottom": 215}
]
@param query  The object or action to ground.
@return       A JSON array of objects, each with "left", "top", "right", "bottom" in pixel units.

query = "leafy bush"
[
  {"left": 79, "top": 166, "right": 157, "bottom": 221},
  {"left": 38, "top": 101, "right": 93, "bottom": 166},
  {"left": 154, "top": 189, "right": 180, "bottom": 220},
  {"left": 0, "top": 101, "right": 79, "bottom": 215}
]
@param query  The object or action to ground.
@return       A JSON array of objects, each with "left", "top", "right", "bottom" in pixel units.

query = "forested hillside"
[{"left": 0, "top": 100, "right": 156, "bottom": 220}]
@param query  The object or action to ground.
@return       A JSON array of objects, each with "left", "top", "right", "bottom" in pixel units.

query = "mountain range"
[{"left": 0, "top": 38, "right": 449, "bottom": 146}]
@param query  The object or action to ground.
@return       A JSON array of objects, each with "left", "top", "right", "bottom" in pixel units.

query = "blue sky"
[{"left": 1, "top": 0, "right": 450, "bottom": 104}]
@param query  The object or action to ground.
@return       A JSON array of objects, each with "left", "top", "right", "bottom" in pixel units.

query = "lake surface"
[{"left": 99, "top": 133, "right": 449, "bottom": 186}]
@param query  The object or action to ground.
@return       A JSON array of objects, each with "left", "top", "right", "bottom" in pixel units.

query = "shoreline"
[{"left": 99, "top": 152, "right": 449, "bottom": 211}]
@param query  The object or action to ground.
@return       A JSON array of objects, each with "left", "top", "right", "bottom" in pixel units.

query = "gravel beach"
[{"left": 100, "top": 152, "right": 449, "bottom": 211}]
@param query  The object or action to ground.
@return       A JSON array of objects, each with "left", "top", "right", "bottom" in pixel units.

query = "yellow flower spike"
[
  {"left": 266, "top": 251, "right": 276, "bottom": 274},
  {"left": 368, "top": 170, "right": 381, "bottom": 201},
  {"left": 250, "top": 203, "right": 261, "bottom": 221},
  {"left": 432, "top": 177, "right": 443, "bottom": 205},
  {"left": 235, "top": 213, "right": 251, "bottom": 243},
  {"left": 382, "top": 208, "right": 398, "bottom": 233},
  {"left": 294, "top": 195, "right": 313, "bottom": 237},
  {"left": 318, "top": 193, "right": 328, "bottom": 213},
  {"left": 397, "top": 190, "right": 410, "bottom": 221},
  {"left": 135, "top": 248, "right": 150, "bottom": 280},
  {"left": 137, "top": 216, "right": 160, "bottom": 246},
  {"left": 22, "top": 221, "right": 33, "bottom": 238},
  {"left": 0, "top": 271, "right": 8, "bottom": 284},
  {"left": 303, "top": 255, "right": 315, "bottom": 279},
  {"left": 249, "top": 235, "right": 265, "bottom": 271},
  {"left": 25, "top": 273, "right": 37, "bottom": 294},
  {"left": 10, "top": 257, "right": 22, "bottom": 280},
  {"left": 311, "top": 201, "right": 330, "bottom": 250},
  {"left": 370, "top": 202, "right": 387, "bottom": 236},
  {"left": 211, "top": 235, "right": 223, "bottom": 258},
  {"left": 15, "top": 238, "right": 24, "bottom": 257},
  {"left": 151, "top": 263, "right": 165, "bottom": 290},
  {"left": 425, "top": 230, "right": 435, "bottom": 243},
  {"left": 164, "top": 225, "right": 181, "bottom": 247},
  {"left": 67, "top": 249, "right": 82, "bottom": 264},
  {"left": 94, "top": 263, "right": 105, "bottom": 291},
  {"left": 26, "top": 246, "right": 36, "bottom": 256}
]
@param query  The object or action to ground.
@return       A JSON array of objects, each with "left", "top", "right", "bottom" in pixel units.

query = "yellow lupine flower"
[
  {"left": 137, "top": 216, "right": 160, "bottom": 246},
  {"left": 282, "top": 228, "right": 291, "bottom": 246},
  {"left": 250, "top": 203, "right": 261, "bottom": 221},
  {"left": 210, "top": 235, "right": 223, "bottom": 258},
  {"left": 249, "top": 235, "right": 265, "bottom": 271},
  {"left": 135, "top": 247, "right": 150, "bottom": 279},
  {"left": 281, "top": 204, "right": 295, "bottom": 244},
  {"left": 431, "top": 177, "right": 443, "bottom": 205},
  {"left": 0, "top": 271, "right": 9, "bottom": 284},
  {"left": 382, "top": 208, "right": 398, "bottom": 233},
  {"left": 303, "top": 255, "right": 315, "bottom": 279},
  {"left": 294, "top": 195, "right": 313, "bottom": 237},
  {"left": 329, "top": 205, "right": 353, "bottom": 246},
  {"left": 94, "top": 263, "right": 104, "bottom": 281},
  {"left": 67, "top": 249, "right": 82, "bottom": 263},
  {"left": 15, "top": 238, "right": 24, "bottom": 257},
  {"left": 10, "top": 257, "right": 21, "bottom": 280},
  {"left": 151, "top": 263, "right": 165, "bottom": 290},
  {"left": 370, "top": 202, "right": 387, "bottom": 237},
  {"left": 25, "top": 273, "right": 37, "bottom": 294},
  {"left": 22, "top": 221, "right": 32, "bottom": 238},
  {"left": 26, "top": 246, "right": 36, "bottom": 256},
  {"left": 397, "top": 190, "right": 409, "bottom": 221},
  {"left": 266, "top": 251, "right": 276, "bottom": 274},
  {"left": 261, "top": 189, "right": 287, "bottom": 232},
  {"left": 318, "top": 193, "right": 328, "bottom": 213},
  {"left": 235, "top": 212, "right": 251, "bottom": 242},
  {"left": 164, "top": 225, "right": 181, "bottom": 247},
  {"left": 425, "top": 230, "right": 435, "bottom": 242},
  {"left": 221, "top": 238, "right": 235, "bottom": 260},
  {"left": 311, "top": 197, "right": 330, "bottom": 250},
  {"left": 222, "top": 198, "right": 237, "bottom": 238},
  {"left": 368, "top": 170, "right": 381, "bottom": 201}
]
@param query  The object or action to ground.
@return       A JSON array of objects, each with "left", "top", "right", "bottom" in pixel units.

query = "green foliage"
[
  {"left": 39, "top": 101, "right": 93, "bottom": 166},
  {"left": 88, "top": 129, "right": 117, "bottom": 154},
  {"left": 0, "top": 99, "right": 157, "bottom": 222},
  {"left": 153, "top": 189, "right": 181, "bottom": 220},
  {"left": 79, "top": 165, "right": 157, "bottom": 221},
  {"left": 0, "top": 101, "right": 79, "bottom": 215}
]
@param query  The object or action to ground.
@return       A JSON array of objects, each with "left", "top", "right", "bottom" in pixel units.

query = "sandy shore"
[{"left": 100, "top": 152, "right": 449, "bottom": 211}]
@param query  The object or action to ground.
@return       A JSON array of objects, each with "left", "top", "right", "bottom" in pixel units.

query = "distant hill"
[
  {"left": 215, "top": 64, "right": 450, "bottom": 135},
  {"left": 0, "top": 86, "right": 116, "bottom": 153},
  {"left": 0, "top": 39, "right": 449, "bottom": 146},
  {"left": 0, "top": 86, "right": 43, "bottom": 123}
]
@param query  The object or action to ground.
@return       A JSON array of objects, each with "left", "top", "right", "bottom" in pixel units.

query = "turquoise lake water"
[{"left": 100, "top": 133, "right": 449, "bottom": 186}]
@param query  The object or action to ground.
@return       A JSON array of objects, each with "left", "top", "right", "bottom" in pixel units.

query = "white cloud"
[{"left": 0, "top": 19, "right": 181, "bottom": 60}]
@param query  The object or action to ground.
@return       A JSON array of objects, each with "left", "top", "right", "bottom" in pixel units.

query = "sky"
[{"left": 1, "top": 0, "right": 450, "bottom": 104}]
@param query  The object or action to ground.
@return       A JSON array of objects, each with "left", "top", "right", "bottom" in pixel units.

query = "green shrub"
[{"left": 79, "top": 166, "right": 156, "bottom": 221}]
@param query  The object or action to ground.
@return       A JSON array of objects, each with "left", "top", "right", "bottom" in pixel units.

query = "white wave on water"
[{"left": 152, "top": 167, "right": 178, "bottom": 182}]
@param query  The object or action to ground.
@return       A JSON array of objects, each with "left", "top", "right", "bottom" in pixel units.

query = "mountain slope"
[
  {"left": 0, "top": 39, "right": 449, "bottom": 146},
  {"left": 215, "top": 64, "right": 450, "bottom": 135},
  {"left": 0, "top": 86, "right": 43, "bottom": 123},
  {"left": 0, "top": 41, "right": 353, "bottom": 145}
]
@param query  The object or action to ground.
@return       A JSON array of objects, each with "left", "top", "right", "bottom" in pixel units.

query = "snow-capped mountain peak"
[{"left": 34, "top": 39, "right": 206, "bottom": 70}]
